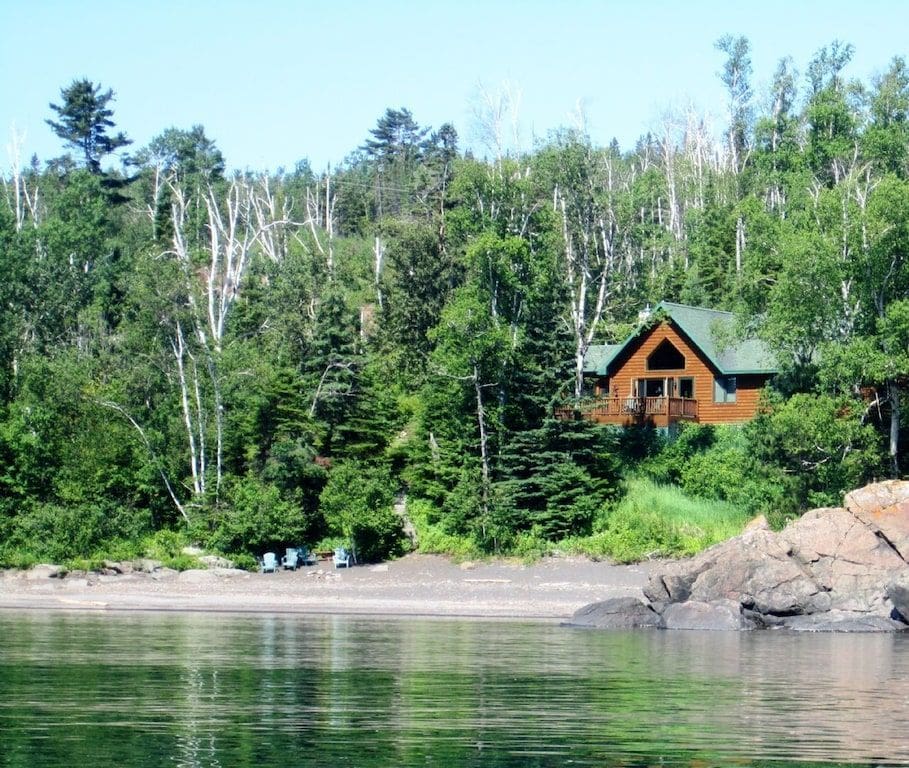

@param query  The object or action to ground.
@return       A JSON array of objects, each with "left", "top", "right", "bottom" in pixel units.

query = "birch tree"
[
  {"left": 537, "top": 133, "right": 618, "bottom": 401},
  {"left": 4, "top": 129, "right": 41, "bottom": 231},
  {"left": 163, "top": 175, "right": 293, "bottom": 504}
]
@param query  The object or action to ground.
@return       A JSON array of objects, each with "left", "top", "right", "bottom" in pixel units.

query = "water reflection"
[{"left": 1, "top": 612, "right": 908, "bottom": 767}]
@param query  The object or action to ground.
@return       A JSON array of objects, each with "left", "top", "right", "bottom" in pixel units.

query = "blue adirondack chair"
[
  {"left": 281, "top": 547, "right": 299, "bottom": 570},
  {"left": 297, "top": 546, "right": 317, "bottom": 566},
  {"left": 333, "top": 547, "right": 351, "bottom": 568},
  {"left": 261, "top": 552, "right": 278, "bottom": 573}
]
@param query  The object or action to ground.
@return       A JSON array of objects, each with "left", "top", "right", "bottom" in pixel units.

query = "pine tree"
[{"left": 47, "top": 79, "right": 131, "bottom": 174}]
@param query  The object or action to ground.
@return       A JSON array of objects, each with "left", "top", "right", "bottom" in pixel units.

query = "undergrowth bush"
[{"left": 408, "top": 498, "right": 478, "bottom": 558}]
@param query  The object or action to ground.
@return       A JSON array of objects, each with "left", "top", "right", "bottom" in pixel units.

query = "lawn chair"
[
  {"left": 297, "top": 546, "right": 317, "bottom": 566},
  {"left": 261, "top": 552, "right": 278, "bottom": 573},
  {"left": 333, "top": 547, "right": 351, "bottom": 568},
  {"left": 281, "top": 547, "right": 299, "bottom": 571}
]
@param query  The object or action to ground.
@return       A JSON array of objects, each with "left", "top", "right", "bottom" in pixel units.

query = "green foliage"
[
  {"left": 407, "top": 498, "right": 479, "bottom": 558},
  {"left": 492, "top": 420, "right": 620, "bottom": 542},
  {"left": 318, "top": 461, "right": 405, "bottom": 562},
  {"left": 201, "top": 476, "right": 314, "bottom": 557},
  {"left": 2, "top": 502, "right": 125, "bottom": 565},
  {"left": 381, "top": 218, "right": 458, "bottom": 374},
  {"left": 747, "top": 392, "right": 885, "bottom": 508},
  {"left": 640, "top": 423, "right": 792, "bottom": 521},
  {"left": 7, "top": 56, "right": 909, "bottom": 568}
]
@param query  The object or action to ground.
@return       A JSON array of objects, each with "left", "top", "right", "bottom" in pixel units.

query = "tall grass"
[
  {"left": 407, "top": 478, "right": 751, "bottom": 564},
  {"left": 563, "top": 477, "right": 752, "bottom": 563}
]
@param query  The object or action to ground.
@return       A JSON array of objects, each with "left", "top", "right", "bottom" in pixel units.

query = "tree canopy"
[{"left": 2, "top": 44, "right": 906, "bottom": 566}]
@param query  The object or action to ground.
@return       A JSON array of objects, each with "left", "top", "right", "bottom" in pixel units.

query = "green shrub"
[
  {"left": 141, "top": 528, "right": 189, "bottom": 561},
  {"left": 6, "top": 502, "right": 108, "bottom": 562},
  {"left": 160, "top": 554, "right": 201, "bottom": 572},
  {"left": 202, "top": 475, "right": 313, "bottom": 556},
  {"left": 747, "top": 392, "right": 885, "bottom": 510},
  {"left": 231, "top": 552, "right": 258, "bottom": 572},
  {"left": 510, "top": 527, "right": 549, "bottom": 562},
  {"left": 319, "top": 461, "right": 405, "bottom": 562}
]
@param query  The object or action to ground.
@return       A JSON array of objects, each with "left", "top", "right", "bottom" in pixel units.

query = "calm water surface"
[{"left": 1, "top": 612, "right": 908, "bottom": 767}]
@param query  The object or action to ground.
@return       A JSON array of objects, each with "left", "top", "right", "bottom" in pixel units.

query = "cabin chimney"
[{"left": 638, "top": 304, "right": 652, "bottom": 323}]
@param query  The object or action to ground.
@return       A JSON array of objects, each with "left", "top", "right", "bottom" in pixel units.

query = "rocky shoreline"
[
  {"left": 9, "top": 480, "right": 909, "bottom": 630},
  {"left": 567, "top": 480, "right": 909, "bottom": 632}
]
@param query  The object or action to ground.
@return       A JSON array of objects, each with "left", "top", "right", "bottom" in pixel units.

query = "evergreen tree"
[{"left": 47, "top": 79, "right": 131, "bottom": 174}]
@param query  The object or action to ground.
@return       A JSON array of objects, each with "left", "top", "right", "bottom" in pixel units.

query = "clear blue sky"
[{"left": 2, "top": 0, "right": 907, "bottom": 172}]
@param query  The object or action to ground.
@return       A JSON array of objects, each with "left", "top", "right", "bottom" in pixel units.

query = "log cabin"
[{"left": 556, "top": 302, "right": 777, "bottom": 431}]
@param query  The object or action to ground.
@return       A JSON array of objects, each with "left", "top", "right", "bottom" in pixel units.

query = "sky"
[{"left": 2, "top": 0, "right": 908, "bottom": 173}]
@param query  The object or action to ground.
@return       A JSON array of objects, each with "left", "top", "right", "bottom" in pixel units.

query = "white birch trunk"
[{"left": 172, "top": 322, "right": 203, "bottom": 497}]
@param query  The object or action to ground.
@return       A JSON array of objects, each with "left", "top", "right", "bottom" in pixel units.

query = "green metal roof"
[
  {"left": 582, "top": 343, "right": 622, "bottom": 373},
  {"left": 583, "top": 301, "right": 777, "bottom": 376}
]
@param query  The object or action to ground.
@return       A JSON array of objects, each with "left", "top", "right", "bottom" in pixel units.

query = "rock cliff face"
[{"left": 568, "top": 480, "right": 909, "bottom": 632}]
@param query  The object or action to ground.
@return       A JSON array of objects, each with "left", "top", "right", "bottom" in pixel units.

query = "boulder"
[
  {"left": 177, "top": 569, "right": 216, "bottom": 582},
  {"left": 845, "top": 480, "right": 909, "bottom": 561},
  {"left": 26, "top": 564, "right": 65, "bottom": 580},
  {"left": 885, "top": 572, "right": 909, "bottom": 623},
  {"left": 199, "top": 555, "right": 235, "bottom": 569},
  {"left": 604, "top": 481, "right": 909, "bottom": 633},
  {"left": 134, "top": 559, "right": 163, "bottom": 574},
  {"left": 209, "top": 567, "right": 249, "bottom": 578},
  {"left": 661, "top": 599, "right": 756, "bottom": 631},
  {"left": 780, "top": 506, "right": 904, "bottom": 613},
  {"left": 649, "top": 530, "right": 827, "bottom": 617},
  {"left": 744, "top": 514, "right": 770, "bottom": 532},
  {"left": 564, "top": 597, "right": 661, "bottom": 629},
  {"left": 781, "top": 611, "right": 907, "bottom": 633}
]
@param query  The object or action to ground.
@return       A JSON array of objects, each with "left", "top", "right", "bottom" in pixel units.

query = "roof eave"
[{"left": 721, "top": 368, "right": 778, "bottom": 376}]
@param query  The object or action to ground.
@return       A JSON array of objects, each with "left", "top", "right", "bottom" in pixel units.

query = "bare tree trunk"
[
  {"left": 374, "top": 236, "right": 385, "bottom": 309},
  {"left": 304, "top": 175, "right": 334, "bottom": 276},
  {"left": 888, "top": 379, "right": 900, "bottom": 477},
  {"left": 5, "top": 129, "right": 40, "bottom": 230},
  {"left": 172, "top": 322, "right": 204, "bottom": 498},
  {"left": 472, "top": 365, "right": 492, "bottom": 541},
  {"left": 165, "top": 177, "right": 295, "bottom": 503},
  {"left": 556, "top": 184, "right": 615, "bottom": 403}
]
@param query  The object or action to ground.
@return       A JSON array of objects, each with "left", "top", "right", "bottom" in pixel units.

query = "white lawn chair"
[
  {"left": 281, "top": 547, "right": 299, "bottom": 570},
  {"left": 333, "top": 547, "right": 351, "bottom": 568},
  {"left": 261, "top": 552, "right": 278, "bottom": 573}
]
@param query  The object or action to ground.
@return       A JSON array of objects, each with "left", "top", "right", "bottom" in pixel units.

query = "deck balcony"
[{"left": 553, "top": 396, "right": 698, "bottom": 427}]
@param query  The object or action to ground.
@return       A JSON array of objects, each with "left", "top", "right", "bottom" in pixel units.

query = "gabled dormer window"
[{"left": 647, "top": 339, "right": 685, "bottom": 370}]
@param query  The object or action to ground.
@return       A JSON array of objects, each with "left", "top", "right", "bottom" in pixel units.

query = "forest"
[{"left": 2, "top": 38, "right": 908, "bottom": 568}]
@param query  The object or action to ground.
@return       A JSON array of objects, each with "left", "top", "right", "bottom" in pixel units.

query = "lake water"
[{"left": 1, "top": 612, "right": 908, "bottom": 767}]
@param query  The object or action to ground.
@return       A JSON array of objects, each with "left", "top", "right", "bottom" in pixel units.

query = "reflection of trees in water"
[{"left": 4, "top": 614, "right": 909, "bottom": 766}]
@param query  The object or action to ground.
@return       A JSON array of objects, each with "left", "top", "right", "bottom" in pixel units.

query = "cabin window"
[
  {"left": 678, "top": 377, "right": 694, "bottom": 398},
  {"left": 637, "top": 378, "right": 666, "bottom": 397},
  {"left": 647, "top": 339, "right": 685, "bottom": 370},
  {"left": 713, "top": 376, "right": 737, "bottom": 403}
]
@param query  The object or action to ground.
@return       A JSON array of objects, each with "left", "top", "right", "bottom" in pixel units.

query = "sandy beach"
[{"left": 0, "top": 554, "right": 659, "bottom": 621}]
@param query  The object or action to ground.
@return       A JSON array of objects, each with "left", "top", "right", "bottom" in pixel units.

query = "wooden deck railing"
[{"left": 553, "top": 396, "right": 698, "bottom": 422}]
